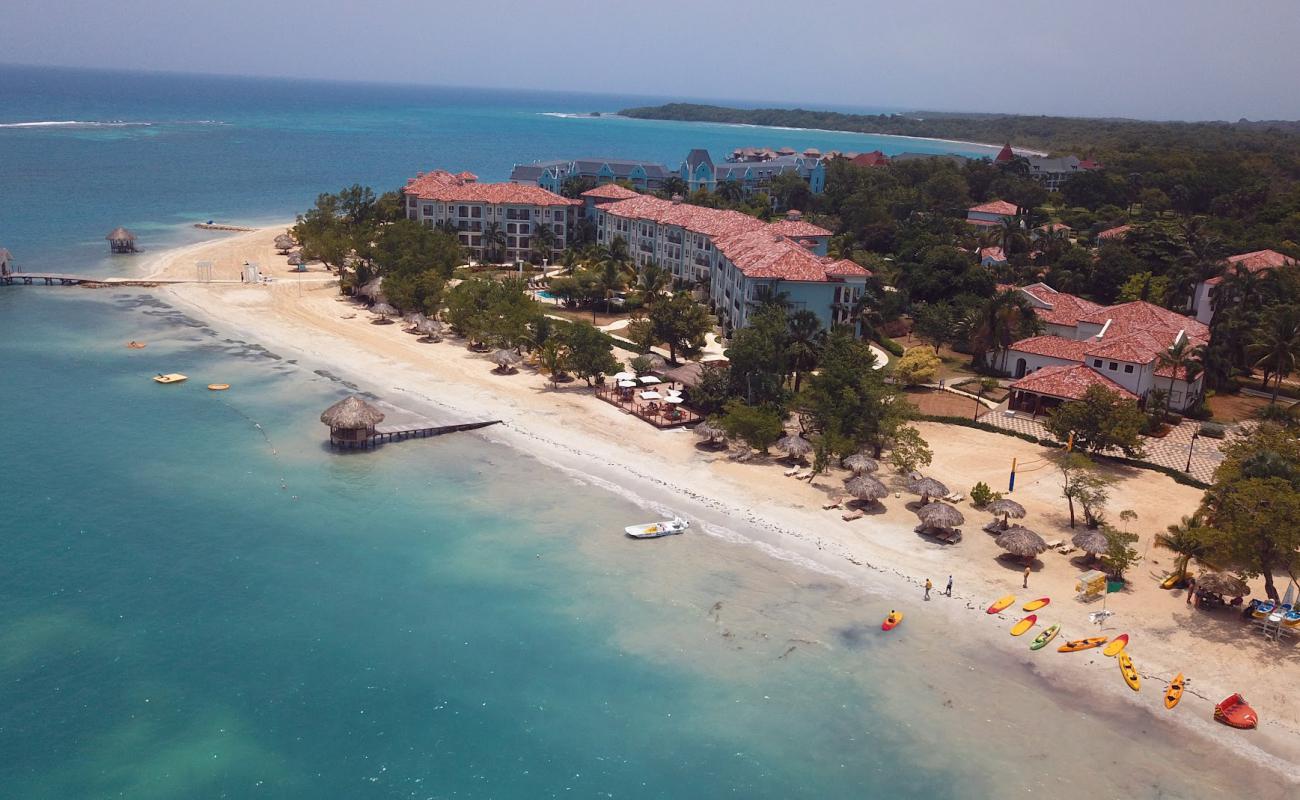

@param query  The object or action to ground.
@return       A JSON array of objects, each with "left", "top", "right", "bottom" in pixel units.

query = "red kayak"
[
  {"left": 881, "top": 611, "right": 904, "bottom": 631},
  {"left": 1214, "top": 694, "right": 1258, "bottom": 729}
]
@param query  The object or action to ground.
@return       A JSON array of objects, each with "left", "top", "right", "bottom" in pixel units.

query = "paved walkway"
[{"left": 980, "top": 406, "right": 1244, "bottom": 484}]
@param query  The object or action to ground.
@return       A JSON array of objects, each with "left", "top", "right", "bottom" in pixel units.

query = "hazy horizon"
[{"left": 4, "top": 1, "right": 1299, "bottom": 122}]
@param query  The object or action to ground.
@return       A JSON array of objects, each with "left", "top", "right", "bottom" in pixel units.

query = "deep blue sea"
[{"left": 0, "top": 66, "right": 1265, "bottom": 799}]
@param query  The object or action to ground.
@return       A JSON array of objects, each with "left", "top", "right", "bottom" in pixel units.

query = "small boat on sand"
[
  {"left": 153, "top": 373, "right": 188, "bottom": 384},
  {"left": 881, "top": 611, "right": 903, "bottom": 631},
  {"left": 1214, "top": 694, "right": 1258, "bottom": 729},
  {"left": 1164, "top": 673, "right": 1185, "bottom": 709},
  {"left": 625, "top": 517, "right": 689, "bottom": 539}
]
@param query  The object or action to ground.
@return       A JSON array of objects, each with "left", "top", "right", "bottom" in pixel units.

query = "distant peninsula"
[{"left": 618, "top": 102, "right": 1300, "bottom": 154}]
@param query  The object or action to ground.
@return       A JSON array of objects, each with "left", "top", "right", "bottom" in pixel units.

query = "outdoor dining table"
[{"left": 639, "top": 390, "right": 662, "bottom": 400}]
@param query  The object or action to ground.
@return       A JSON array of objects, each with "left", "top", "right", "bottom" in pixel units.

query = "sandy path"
[{"left": 145, "top": 226, "right": 1300, "bottom": 782}]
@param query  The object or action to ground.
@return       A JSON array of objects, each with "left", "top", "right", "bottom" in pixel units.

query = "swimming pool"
[{"left": 537, "top": 290, "right": 558, "bottom": 300}]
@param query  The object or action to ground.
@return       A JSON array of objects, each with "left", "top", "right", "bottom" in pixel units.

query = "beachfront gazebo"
[
  {"left": 106, "top": 227, "right": 138, "bottom": 254},
  {"left": 321, "top": 395, "right": 384, "bottom": 447}
]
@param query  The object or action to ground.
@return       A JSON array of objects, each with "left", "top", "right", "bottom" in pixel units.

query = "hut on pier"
[
  {"left": 0, "top": 248, "right": 12, "bottom": 279},
  {"left": 106, "top": 227, "right": 138, "bottom": 254},
  {"left": 321, "top": 395, "right": 385, "bottom": 447}
]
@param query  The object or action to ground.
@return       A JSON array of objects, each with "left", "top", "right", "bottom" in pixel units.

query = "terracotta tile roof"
[
  {"left": 968, "top": 200, "right": 1019, "bottom": 216},
  {"left": 1035, "top": 222, "right": 1071, "bottom": 233},
  {"left": 1084, "top": 331, "right": 1172, "bottom": 364},
  {"left": 824, "top": 259, "right": 872, "bottom": 277},
  {"left": 1009, "top": 335, "right": 1089, "bottom": 361},
  {"left": 1018, "top": 283, "right": 1103, "bottom": 327},
  {"left": 965, "top": 219, "right": 1003, "bottom": 227},
  {"left": 1097, "top": 224, "right": 1131, "bottom": 240},
  {"left": 850, "top": 150, "right": 889, "bottom": 167},
  {"left": 1077, "top": 300, "right": 1209, "bottom": 342},
  {"left": 768, "top": 219, "right": 832, "bottom": 238},
  {"left": 1010, "top": 364, "right": 1137, "bottom": 401},
  {"left": 995, "top": 143, "right": 1015, "bottom": 163},
  {"left": 601, "top": 195, "right": 769, "bottom": 239},
  {"left": 979, "top": 246, "right": 1007, "bottom": 263},
  {"left": 1203, "top": 249, "right": 1297, "bottom": 286},
  {"left": 581, "top": 184, "right": 641, "bottom": 202},
  {"left": 404, "top": 169, "right": 577, "bottom": 206}
]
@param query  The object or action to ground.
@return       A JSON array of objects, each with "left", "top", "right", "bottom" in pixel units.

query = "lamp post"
[{"left": 1185, "top": 431, "right": 1200, "bottom": 473}]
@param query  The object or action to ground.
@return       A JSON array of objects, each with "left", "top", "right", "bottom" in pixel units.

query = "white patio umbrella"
[
  {"left": 613, "top": 371, "right": 637, "bottom": 380},
  {"left": 666, "top": 389, "right": 683, "bottom": 396},
  {"left": 664, "top": 396, "right": 684, "bottom": 404},
  {"left": 640, "top": 390, "right": 662, "bottom": 400},
  {"left": 618, "top": 380, "right": 637, "bottom": 388},
  {"left": 639, "top": 376, "right": 662, "bottom": 385}
]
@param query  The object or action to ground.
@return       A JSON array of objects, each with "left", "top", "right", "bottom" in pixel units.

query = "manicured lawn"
[
  {"left": 904, "top": 388, "right": 991, "bottom": 418},
  {"left": 896, "top": 335, "right": 979, "bottom": 381},
  {"left": 1206, "top": 391, "right": 1277, "bottom": 423},
  {"left": 952, "top": 379, "right": 1010, "bottom": 403}
]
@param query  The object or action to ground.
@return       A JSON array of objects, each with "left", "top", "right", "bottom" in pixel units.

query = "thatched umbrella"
[
  {"left": 842, "top": 453, "right": 879, "bottom": 475},
  {"left": 996, "top": 525, "right": 1048, "bottom": 561},
  {"left": 274, "top": 233, "right": 296, "bottom": 254},
  {"left": 320, "top": 395, "right": 385, "bottom": 445},
  {"left": 692, "top": 419, "right": 726, "bottom": 444},
  {"left": 917, "top": 502, "right": 964, "bottom": 530},
  {"left": 986, "top": 498, "right": 1026, "bottom": 530},
  {"left": 1196, "top": 571, "right": 1249, "bottom": 598},
  {"left": 404, "top": 311, "right": 427, "bottom": 325},
  {"left": 640, "top": 353, "right": 668, "bottom": 371},
  {"left": 415, "top": 318, "right": 443, "bottom": 343},
  {"left": 844, "top": 475, "right": 888, "bottom": 507},
  {"left": 491, "top": 349, "right": 523, "bottom": 373},
  {"left": 370, "top": 302, "right": 398, "bottom": 323},
  {"left": 358, "top": 277, "right": 384, "bottom": 300},
  {"left": 775, "top": 433, "right": 813, "bottom": 461},
  {"left": 907, "top": 476, "right": 949, "bottom": 505},
  {"left": 286, "top": 252, "right": 305, "bottom": 267},
  {"left": 1072, "top": 529, "right": 1109, "bottom": 560}
]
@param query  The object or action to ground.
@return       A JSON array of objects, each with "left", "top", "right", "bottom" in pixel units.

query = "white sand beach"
[{"left": 143, "top": 225, "right": 1300, "bottom": 785}]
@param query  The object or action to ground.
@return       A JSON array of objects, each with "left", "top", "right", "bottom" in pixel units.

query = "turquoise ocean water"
[{"left": 0, "top": 66, "right": 1270, "bottom": 798}]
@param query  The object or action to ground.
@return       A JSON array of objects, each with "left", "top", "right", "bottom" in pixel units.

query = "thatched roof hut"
[
  {"left": 1196, "top": 571, "right": 1249, "bottom": 598},
  {"left": 907, "top": 476, "right": 949, "bottom": 504},
  {"left": 844, "top": 475, "right": 888, "bottom": 506},
  {"left": 996, "top": 526, "right": 1048, "bottom": 560},
  {"left": 415, "top": 318, "right": 444, "bottom": 342},
  {"left": 775, "top": 433, "right": 813, "bottom": 461},
  {"left": 917, "top": 502, "right": 964, "bottom": 530},
  {"left": 842, "top": 453, "right": 879, "bottom": 475},
  {"left": 986, "top": 498, "right": 1026, "bottom": 530},
  {"left": 370, "top": 302, "right": 397, "bottom": 322},
  {"left": 1072, "top": 529, "right": 1109, "bottom": 557},
  {"left": 286, "top": 252, "right": 305, "bottom": 267},
  {"left": 0, "top": 247, "right": 12, "bottom": 277},
  {"left": 491, "top": 349, "right": 522, "bottom": 373},
  {"left": 692, "top": 419, "right": 726, "bottom": 445},
  {"left": 321, "top": 395, "right": 384, "bottom": 446},
  {"left": 106, "top": 227, "right": 138, "bottom": 254},
  {"left": 274, "top": 233, "right": 296, "bottom": 254},
  {"left": 357, "top": 277, "right": 384, "bottom": 300}
]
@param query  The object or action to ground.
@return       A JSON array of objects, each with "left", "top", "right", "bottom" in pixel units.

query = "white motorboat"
[{"left": 624, "top": 517, "right": 689, "bottom": 539}]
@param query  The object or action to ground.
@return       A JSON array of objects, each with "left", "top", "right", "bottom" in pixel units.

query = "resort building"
[
  {"left": 591, "top": 195, "right": 866, "bottom": 334},
  {"left": 1096, "top": 224, "right": 1132, "bottom": 242},
  {"left": 510, "top": 158, "right": 676, "bottom": 193},
  {"left": 1003, "top": 283, "right": 1209, "bottom": 413},
  {"left": 966, "top": 200, "right": 1019, "bottom": 227},
  {"left": 402, "top": 169, "right": 578, "bottom": 263},
  {"left": 681, "top": 149, "right": 826, "bottom": 196},
  {"left": 1189, "top": 249, "right": 1298, "bottom": 325},
  {"left": 994, "top": 143, "right": 1098, "bottom": 191}
]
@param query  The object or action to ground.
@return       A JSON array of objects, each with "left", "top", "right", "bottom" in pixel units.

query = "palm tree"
[
  {"left": 530, "top": 224, "right": 556, "bottom": 263},
  {"left": 1250, "top": 304, "right": 1300, "bottom": 404},
  {"left": 970, "top": 290, "right": 1040, "bottom": 372},
  {"left": 606, "top": 235, "right": 631, "bottom": 265},
  {"left": 482, "top": 222, "right": 506, "bottom": 264},
  {"left": 595, "top": 256, "right": 626, "bottom": 317},
  {"left": 660, "top": 176, "right": 688, "bottom": 198},
  {"left": 717, "top": 179, "right": 744, "bottom": 204},
  {"left": 786, "top": 309, "right": 824, "bottom": 392},
  {"left": 1157, "top": 337, "right": 1202, "bottom": 414},
  {"left": 638, "top": 261, "right": 671, "bottom": 296},
  {"left": 1154, "top": 515, "right": 1214, "bottom": 581},
  {"left": 990, "top": 217, "right": 1027, "bottom": 257}
]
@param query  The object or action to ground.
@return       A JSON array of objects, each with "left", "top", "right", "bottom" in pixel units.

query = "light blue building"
[
  {"left": 510, "top": 158, "right": 675, "bottom": 192},
  {"left": 681, "top": 149, "right": 826, "bottom": 196}
]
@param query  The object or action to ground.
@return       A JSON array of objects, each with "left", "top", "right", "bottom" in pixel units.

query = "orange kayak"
[
  {"left": 1164, "top": 673, "right": 1185, "bottom": 709},
  {"left": 986, "top": 594, "right": 1016, "bottom": 614},
  {"left": 1058, "top": 637, "right": 1107, "bottom": 653},
  {"left": 882, "top": 611, "right": 904, "bottom": 631},
  {"left": 1214, "top": 694, "right": 1258, "bottom": 729}
]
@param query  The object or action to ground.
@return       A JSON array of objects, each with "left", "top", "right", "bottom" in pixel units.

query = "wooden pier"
[
  {"left": 364, "top": 419, "right": 502, "bottom": 447},
  {"left": 1, "top": 272, "right": 191, "bottom": 288}
]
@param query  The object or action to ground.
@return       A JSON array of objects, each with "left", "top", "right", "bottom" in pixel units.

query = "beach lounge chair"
[
  {"left": 841, "top": 510, "right": 864, "bottom": 521},
  {"left": 784, "top": 468, "right": 800, "bottom": 477},
  {"left": 822, "top": 500, "right": 843, "bottom": 510}
]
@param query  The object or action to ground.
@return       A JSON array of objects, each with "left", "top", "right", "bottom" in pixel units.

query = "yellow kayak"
[
  {"left": 986, "top": 594, "right": 1016, "bottom": 614},
  {"left": 1010, "top": 614, "right": 1037, "bottom": 636},
  {"left": 1023, "top": 597, "right": 1050, "bottom": 612},
  {"left": 1118, "top": 652, "right": 1140, "bottom": 691},
  {"left": 1102, "top": 634, "right": 1129, "bottom": 657}
]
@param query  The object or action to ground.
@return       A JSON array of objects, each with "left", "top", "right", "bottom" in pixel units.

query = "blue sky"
[{"left": 3, "top": 0, "right": 1298, "bottom": 121}]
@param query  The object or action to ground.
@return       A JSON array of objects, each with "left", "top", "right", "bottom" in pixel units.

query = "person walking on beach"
[
  {"left": 945, "top": 575, "right": 953, "bottom": 597},
  {"left": 924, "top": 578, "right": 932, "bottom": 600},
  {"left": 1186, "top": 577, "right": 1196, "bottom": 605},
  {"left": 1023, "top": 566, "right": 1031, "bottom": 589}
]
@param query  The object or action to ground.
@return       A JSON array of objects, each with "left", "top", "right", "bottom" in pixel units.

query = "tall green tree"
[
  {"left": 1250, "top": 304, "right": 1300, "bottom": 404},
  {"left": 725, "top": 304, "right": 789, "bottom": 409},
  {"left": 970, "top": 289, "right": 1040, "bottom": 372},
  {"left": 647, "top": 292, "right": 713, "bottom": 363},
  {"left": 785, "top": 309, "right": 824, "bottom": 392},
  {"left": 1045, "top": 385, "right": 1147, "bottom": 458}
]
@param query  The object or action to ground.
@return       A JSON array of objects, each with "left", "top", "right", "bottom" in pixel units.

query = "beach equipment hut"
[
  {"left": 842, "top": 453, "right": 879, "bottom": 475},
  {"left": 775, "top": 433, "right": 813, "bottom": 461},
  {"left": 906, "top": 476, "right": 949, "bottom": 505},
  {"left": 844, "top": 475, "right": 888, "bottom": 507},
  {"left": 106, "top": 227, "right": 138, "bottom": 254},
  {"left": 274, "top": 233, "right": 296, "bottom": 254},
  {"left": 1072, "top": 529, "right": 1109, "bottom": 561},
  {"left": 692, "top": 419, "right": 726, "bottom": 445},
  {"left": 917, "top": 501, "right": 964, "bottom": 530},
  {"left": 1196, "top": 571, "right": 1249, "bottom": 601},
  {"left": 985, "top": 498, "right": 1026, "bottom": 531},
  {"left": 996, "top": 525, "right": 1048, "bottom": 561},
  {"left": 491, "top": 349, "right": 523, "bottom": 373},
  {"left": 370, "top": 303, "right": 398, "bottom": 323},
  {"left": 321, "top": 395, "right": 384, "bottom": 447}
]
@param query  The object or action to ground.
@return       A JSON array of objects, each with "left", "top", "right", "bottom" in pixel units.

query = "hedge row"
[
  {"left": 876, "top": 335, "right": 905, "bottom": 358},
  {"left": 917, "top": 415, "right": 1211, "bottom": 490}
]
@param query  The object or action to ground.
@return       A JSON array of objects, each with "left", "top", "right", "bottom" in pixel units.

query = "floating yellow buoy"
[{"left": 208, "top": 383, "right": 230, "bottom": 391}]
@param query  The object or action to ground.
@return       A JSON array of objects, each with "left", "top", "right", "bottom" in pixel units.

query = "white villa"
[
  {"left": 1188, "top": 249, "right": 1298, "bottom": 325},
  {"left": 1003, "top": 283, "right": 1208, "bottom": 414}
]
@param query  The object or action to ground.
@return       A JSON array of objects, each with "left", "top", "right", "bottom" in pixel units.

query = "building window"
[
  {"left": 1107, "top": 362, "right": 1118, "bottom": 371},
  {"left": 1092, "top": 359, "right": 1102, "bottom": 368},
  {"left": 1124, "top": 364, "right": 1134, "bottom": 374}
]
